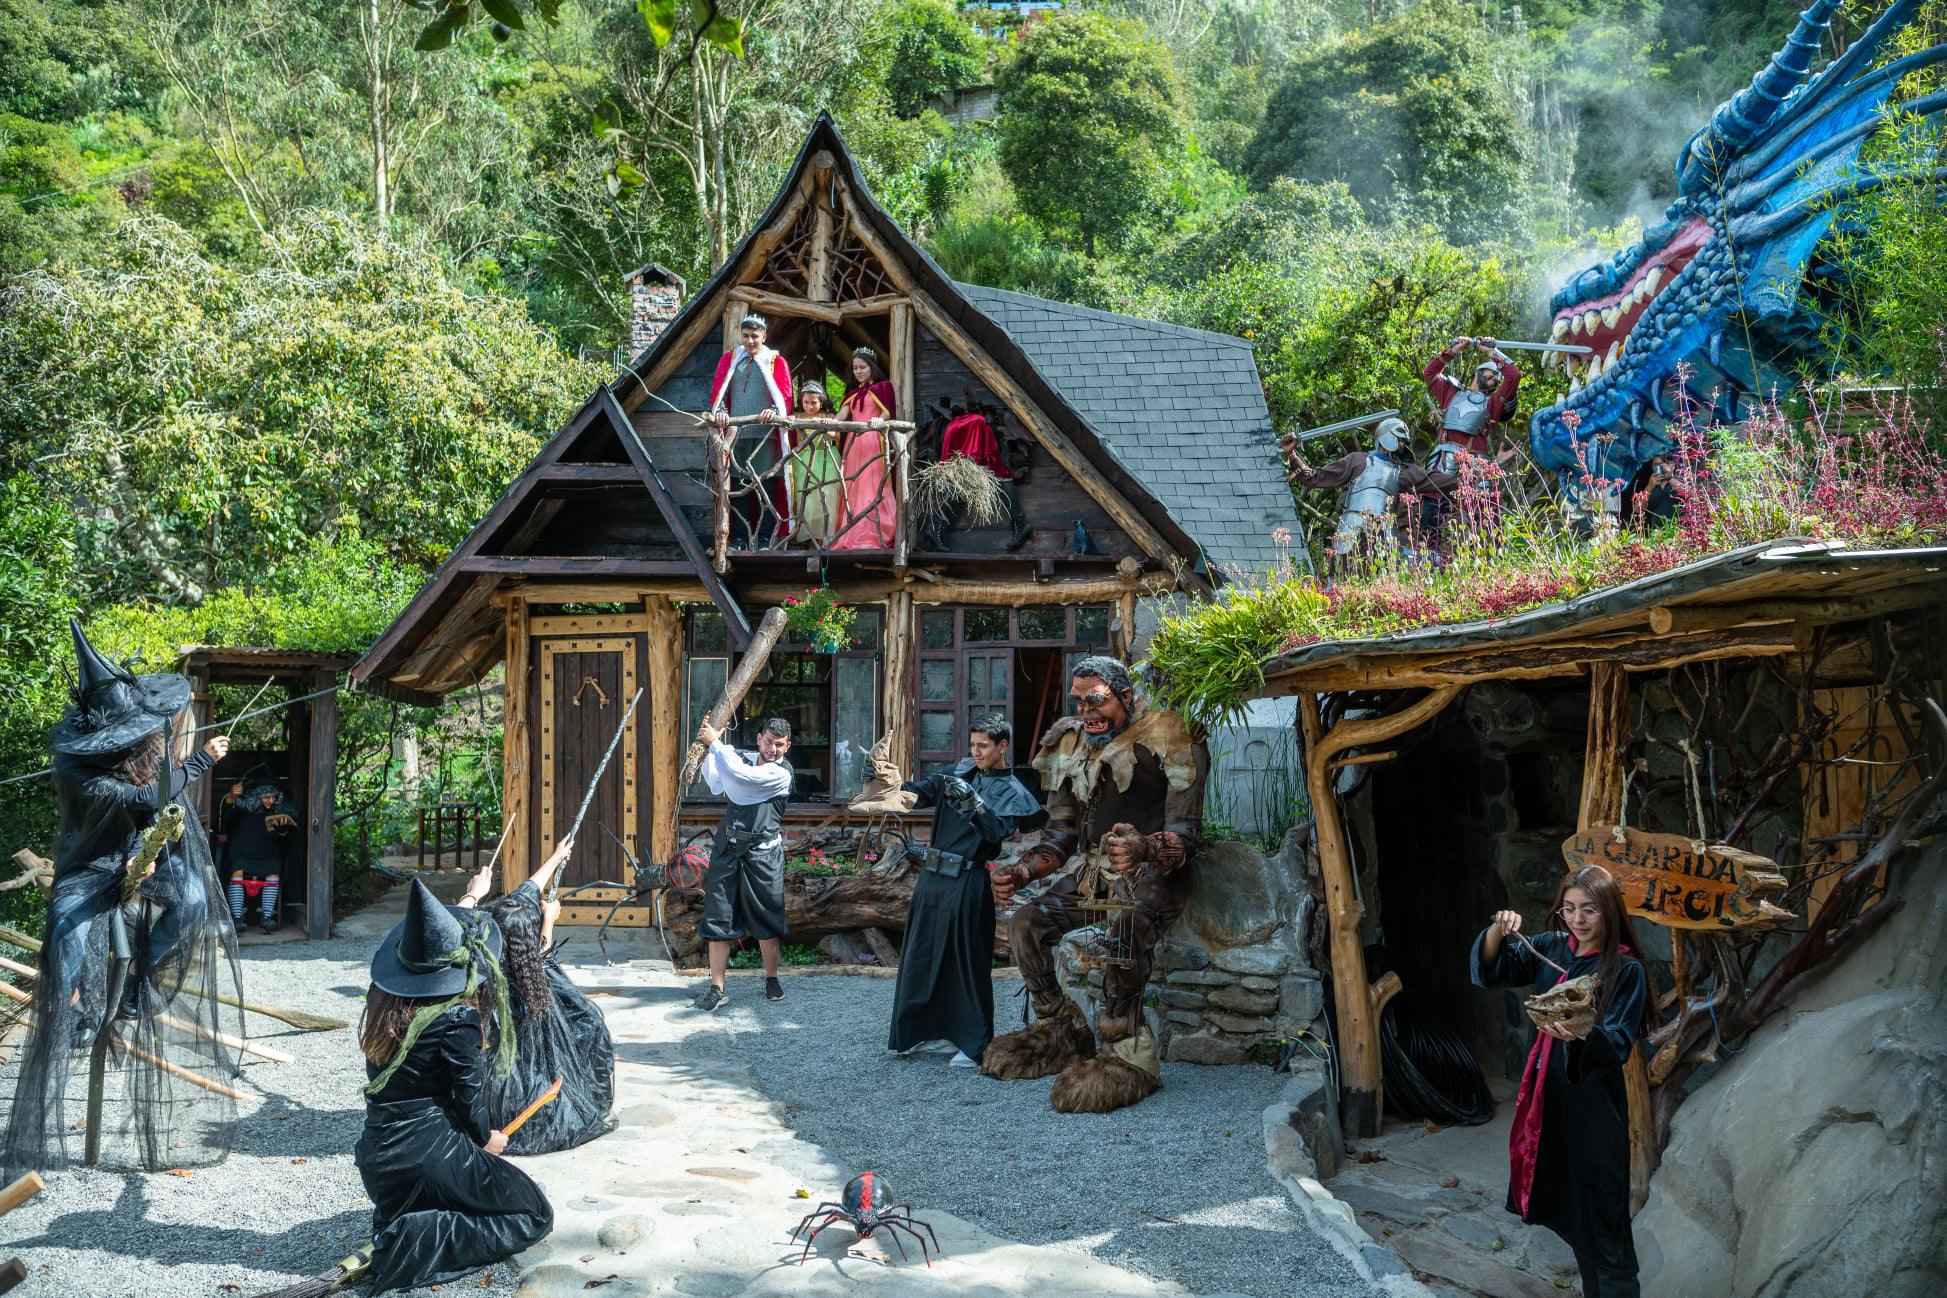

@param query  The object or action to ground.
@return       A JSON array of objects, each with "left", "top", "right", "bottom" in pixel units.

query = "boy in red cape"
[{"left": 711, "top": 313, "right": 795, "bottom": 547}]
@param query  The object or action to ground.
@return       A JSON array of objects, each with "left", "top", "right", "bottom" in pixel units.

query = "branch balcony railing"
[{"left": 702, "top": 413, "right": 916, "bottom": 571}]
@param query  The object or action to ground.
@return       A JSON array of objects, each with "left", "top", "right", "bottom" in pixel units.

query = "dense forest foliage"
[{"left": 1, "top": 0, "right": 1941, "bottom": 906}]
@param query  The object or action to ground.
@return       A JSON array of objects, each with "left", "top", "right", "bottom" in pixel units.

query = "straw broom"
[
  {"left": 0, "top": 926, "right": 345, "bottom": 1031},
  {"left": 0, "top": 954, "right": 292, "bottom": 1064},
  {"left": 911, "top": 457, "right": 1007, "bottom": 527}
]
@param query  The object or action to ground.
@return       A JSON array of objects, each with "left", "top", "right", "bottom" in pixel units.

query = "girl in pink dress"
[{"left": 831, "top": 348, "right": 899, "bottom": 551}]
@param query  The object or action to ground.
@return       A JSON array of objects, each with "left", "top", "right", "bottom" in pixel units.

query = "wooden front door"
[{"left": 532, "top": 631, "right": 649, "bottom": 925}]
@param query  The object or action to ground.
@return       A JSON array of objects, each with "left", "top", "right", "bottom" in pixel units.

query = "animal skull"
[{"left": 1526, "top": 974, "right": 1600, "bottom": 1038}]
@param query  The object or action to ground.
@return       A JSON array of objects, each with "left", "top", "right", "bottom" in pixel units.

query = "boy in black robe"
[{"left": 888, "top": 714, "right": 1038, "bottom": 1066}]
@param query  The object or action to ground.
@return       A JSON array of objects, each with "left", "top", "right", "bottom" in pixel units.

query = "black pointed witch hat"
[
  {"left": 370, "top": 878, "right": 503, "bottom": 998},
  {"left": 49, "top": 618, "right": 193, "bottom": 756}
]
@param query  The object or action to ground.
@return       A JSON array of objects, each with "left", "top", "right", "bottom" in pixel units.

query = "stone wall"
[{"left": 1056, "top": 831, "right": 1327, "bottom": 1064}]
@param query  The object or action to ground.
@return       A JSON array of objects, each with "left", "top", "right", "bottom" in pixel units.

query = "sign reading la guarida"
[{"left": 1562, "top": 825, "right": 1796, "bottom": 930}]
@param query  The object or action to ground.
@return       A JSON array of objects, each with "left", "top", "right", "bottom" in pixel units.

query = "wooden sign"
[{"left": 1562, "top": 825, "right": 1796, "bottom": 930}]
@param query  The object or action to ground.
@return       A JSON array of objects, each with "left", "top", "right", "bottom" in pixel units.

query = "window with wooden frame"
[
  {"left": 681, "top": 605, "right": 883, "bottom": 803},
  {"left": 916, "top": 604, "right": 1114, "bottom": 776}
]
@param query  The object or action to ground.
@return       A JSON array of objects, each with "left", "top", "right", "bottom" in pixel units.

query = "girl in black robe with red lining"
[{"left": 1471, "top": 864, "right": 1647, "bottom": 1298}]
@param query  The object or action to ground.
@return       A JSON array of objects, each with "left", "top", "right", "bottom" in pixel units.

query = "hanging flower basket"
[{"left": 782, "top": 589, "right": 856, "bottom": 653}]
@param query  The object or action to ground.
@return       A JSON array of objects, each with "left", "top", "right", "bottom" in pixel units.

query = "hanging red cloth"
[{"left": 940, "top": 412, "right": 1011, "bottom": 480}]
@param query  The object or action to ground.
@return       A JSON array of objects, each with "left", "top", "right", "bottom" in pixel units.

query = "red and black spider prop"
[
  {"left": 791, "top": 1171, "right": 941, "bottom": 1266},
  {"left": 553, "top": 825, "right": 712, "bottom": 964}
]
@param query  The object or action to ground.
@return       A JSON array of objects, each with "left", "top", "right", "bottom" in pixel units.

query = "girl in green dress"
[{"left": 788, "top": 384, "right": 844, "bottom": 547}]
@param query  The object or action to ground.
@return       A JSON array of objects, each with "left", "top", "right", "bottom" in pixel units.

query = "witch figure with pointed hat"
[{"left": 3, "top": 619, "right": 244, "bottom": 1177}]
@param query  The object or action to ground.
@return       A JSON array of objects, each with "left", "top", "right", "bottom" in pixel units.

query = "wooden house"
[{"left": 350, "top": 115, "right": 1295, "bottom": 923}]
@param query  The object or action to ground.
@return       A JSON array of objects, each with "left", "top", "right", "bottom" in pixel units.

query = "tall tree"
[{"left": 994, "top": 12, "right": 1188, "bottom": 255}]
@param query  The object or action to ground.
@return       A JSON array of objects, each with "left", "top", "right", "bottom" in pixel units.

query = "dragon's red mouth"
[{"left": 1547, "top": 218, "right": 1715, "bottom": 390}]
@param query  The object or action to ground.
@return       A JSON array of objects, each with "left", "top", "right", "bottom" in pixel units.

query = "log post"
[
  {"left": 884, "top": 589, "right": 917, "bottom": 773},
  {"left": 501, "top": 595, "right": 531, "bottom": 891},
  {"left": 644, "top": 594, "right": 682, "bottom": 865},
  {"left": 1299, "top": 685, "right": 1462, "bottom": 1136},
  {"left": 305, "top": 665, "right": 337, "bottom": 939},
  {"left": 1576, "top": 660, "right": 1657, "bottom": 1212},
  {"left": 889, "top": 301, "right": 915, "bottom": 568}
]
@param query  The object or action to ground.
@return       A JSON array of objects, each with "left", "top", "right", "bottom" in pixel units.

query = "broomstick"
[{"left": 0, "top": 926, "right": 346, "bottom": 1031}]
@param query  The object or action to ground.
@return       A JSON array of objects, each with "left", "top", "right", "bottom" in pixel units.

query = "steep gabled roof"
[
  {"left": 612, "top": 112, "right": 1295, "bottom": 579},
  {"left": 957, "top": 285, "right": 1288, "bottom": 575},
  {"left": 350, "top": 392, "right": 749, "bottom": 700}
]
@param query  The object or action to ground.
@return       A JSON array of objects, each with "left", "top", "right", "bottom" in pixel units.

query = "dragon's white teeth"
[
  {"left": 1605, "top": 340, "right": 1622, "bottom": 369},
  {"left": 1582, "top": 309, "right": 1601, "bottom": 334},
  {"left": 1571, "top": 313, "right": 1586, "bottom": 337},
  {"left": 1552, "top": 317, "right": 1569, "bottom": 340},
  {"left": 1602, "top": 305, "right": 1622, "bottom": 328},
  {"left": 1645, "top": 266, "right": 1663, "bottom": 295},
  {"left": 1588, "top": 353, "right": 1605, "bottom": 380},
  {"left": 1569, "top": 374, "right": 1584, "bottom": 394}
]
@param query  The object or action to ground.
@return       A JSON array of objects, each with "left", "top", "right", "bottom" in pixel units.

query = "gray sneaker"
[{"left": 696, "top": 985, "right": 728, "bottom": 1013}]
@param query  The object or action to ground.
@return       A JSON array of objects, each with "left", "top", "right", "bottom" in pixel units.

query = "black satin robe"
[
  {"left": 1471, "top": 929, "right": 1645, "bottom": 1277},
  {"left": 887, "top": 762, "right": 1038, "bottom": 1058},
  {"left": 355, "top": 1006, "right": 553, "bottom": 1293}
]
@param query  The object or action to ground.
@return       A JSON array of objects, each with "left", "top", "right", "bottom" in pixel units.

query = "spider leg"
[
  {"left": 881, "top": 1218, "right": 934, "bottom": 1267},
  {"left": 791, "top": 1204, "right": 846, "bottom": 1240},
  {"left": 887, "top": 1209, "right": 941, "bottom": 1258},
  {"left": 795, "top": 1212, "right": 845, "bottom": 1264},
  {"left": 867, "top": 1219, "right": 910, "bottom": 1262}
]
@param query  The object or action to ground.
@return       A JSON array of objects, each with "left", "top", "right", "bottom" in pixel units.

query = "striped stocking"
[
  {"left": 227, "top": 873, "right": 247, "bottom": 921},
  {"left": 261, "top": 875, "right": 281, "bottom": 920}
]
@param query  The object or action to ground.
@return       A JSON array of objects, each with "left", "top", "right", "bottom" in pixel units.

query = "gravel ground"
[
  {"left": 676, "top": 966, "right": 1379, "bottom": 1298},
  {"left": 2, "top": 891, "right": 1378, "bottom": 1298}
]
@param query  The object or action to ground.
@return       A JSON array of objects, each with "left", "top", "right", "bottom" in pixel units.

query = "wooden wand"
[{"left": 500, "top": 1075, "right": 564, "bottom": 1137}]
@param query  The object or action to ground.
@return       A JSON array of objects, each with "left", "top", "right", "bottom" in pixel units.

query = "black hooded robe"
[
  {"left": 355, "top": 1004, "right": 553, "bottom": 1293},
  {"left": 887, "top": 761, "right": 1039, "bottom": 1059},
  {"left": 485, "top": 881, "right": 616, "bottom": 1155},
  {"left": 1471, "top": 929, "right": 1646, "bottom": 1295}
]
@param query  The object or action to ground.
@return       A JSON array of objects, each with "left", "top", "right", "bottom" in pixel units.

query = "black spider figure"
[{"left": 791, "top": 1171, "right": 941, "bottom": 1266}]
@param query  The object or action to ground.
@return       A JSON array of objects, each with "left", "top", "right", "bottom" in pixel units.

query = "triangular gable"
[
  {"left": 351, "top": 389, "right": 750, "bottom": 698},
  {"left": 610, "top": 113, "right": 1212, "bottom": 580}
]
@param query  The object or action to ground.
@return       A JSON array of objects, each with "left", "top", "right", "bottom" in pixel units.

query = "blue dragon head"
[{"left": 1529, "top": 0, "right": 1947, "bottom": 490}]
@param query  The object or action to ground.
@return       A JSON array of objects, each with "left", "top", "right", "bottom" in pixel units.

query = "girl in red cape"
[
  {"left": 1471, "top": 865, "right": 1647, "bottom": 1298},
  {"left": 831, "top": 347, "right": 899, "bottom": 550}
]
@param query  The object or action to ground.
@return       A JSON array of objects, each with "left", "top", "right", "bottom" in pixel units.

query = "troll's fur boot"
[
  {"left": 1050, "top": 1024, "right": 1160, "bottom": 1113},
  {"left": 980, "top": 994, "right": 1095, "bottom": 1080}
]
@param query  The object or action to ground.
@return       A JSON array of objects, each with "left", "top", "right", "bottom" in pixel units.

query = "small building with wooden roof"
[
  {"left": 351, "top": 114, "right": 1294, "bottom": 923},
  {"left": 1240, "top": 539, "right": 1946, "bottom": 1229}
]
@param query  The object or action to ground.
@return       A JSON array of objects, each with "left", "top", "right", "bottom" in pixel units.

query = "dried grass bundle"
[{"left": 912, "top": 456, "right": 1007, "bottom": 526}]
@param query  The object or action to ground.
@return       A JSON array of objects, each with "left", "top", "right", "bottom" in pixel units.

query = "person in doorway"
[
  {"left": 1423, "top": 336, "right": 1521, "bottom": 474},
  {"left": 222, "top": 782, "right": 297, "bottom": 933},
  {"left": 693, "top": 717, "right": 795, "bottom": 1012},
  {"left": 1470, "top": 865, "right": 1647, "bottom": 1298},
  {"left": 711, "top": 313, "right": 795, "bottom": 548},
  {"left": 786, "top": 384, "right": 844, "bottom": 548},
  {"left": 830, "top": 348, "right": 900, "bottom": 550},
  {"left": 347, "top": 878, "right": 552, "bottom": 1294},
  {"left": 887, "top": 714, "right": 1040, "bottom": 1067},
  {"left": 982, "top": 657, "right": 1207, "bottom": 1113}
]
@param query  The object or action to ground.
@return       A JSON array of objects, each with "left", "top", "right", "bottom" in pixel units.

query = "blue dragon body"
[{"left": 1528, "top": 0, "right": 1947, "bottom": 488}]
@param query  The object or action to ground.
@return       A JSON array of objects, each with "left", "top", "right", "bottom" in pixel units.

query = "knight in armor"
[
  {"left": 887, "top": 714, "right": 1040, "bottom": 1067},
  {"left": 3, "top": 619, "right": 245, "bottom": 1177},
  {"left": 711, "top": 314, "right": 796, "bottom": 548},
  {"left": 981, "top": 657, "right": 1206, "bottom": 1114},
  {"left": 1422, "top": 335, "right": 1521, "bottom": 475},
  {"left": 692, "top": 717, "right": 795, "bottom": 1013},
  {"left": 1283, "top": 417, "right": 1461, "bottom": 571}
]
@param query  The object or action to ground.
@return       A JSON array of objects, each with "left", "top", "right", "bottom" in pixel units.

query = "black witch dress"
[
  {"left": 355, "top": 1004, "right": 553, "bottom": 1294},
  {"left": 485, "top": 881, "right": 616, "bottom": 1155},
  {"left": 1470, "top": 929, "right": 1646, "bottom": 1285},
  {"left": 887, "top": 761, "right": 1039, "bottom": 1059}
]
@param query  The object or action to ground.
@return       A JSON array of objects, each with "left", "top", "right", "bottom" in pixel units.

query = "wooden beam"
[
  {"left": 808, "top": 197, "right": 835, "bottom": 303},
  {"left": 510, "top": 581, "right": 709, "bottom": 605},
  {"left": 501, "top": 596, "right": 531, "bottom": 891},
  {"left": 460, "top": 557, "right": 699, "bottom": 576},
  {"left": 912, "top": 573, "right": 1178, "bottom": 606},
  {"left": 729, "top": 286, "right": 841, "bottom": 325},
  {"left": 1648, "top": 588, "right": 1945, "bottom": 635},
  {"left": 1301, "top": 686, "right": 1463, "bottom": 1137},
  {"left": 890, "top": 301, "right": 915, "bottom": 568},
  {"left": 305, "top": 666, "right": 338, "bottom": 940},
  {"left": 1270, "top": 624, "right": 1799, "bottom": 693},
  {"left": 722, "top": 298, "right": 743, "bottom": 357},
  {"left": 839, "top": 292, "right": 907, "bottom": 318},
  {"left": 645, "top": 595, "right": 682, "bottom": 864},
  {"left": 395, "top": 579, "right": 507, "bottom": 684},
  {"left": 733, "top": 186, "right": 812, "bottom": 286},
  {"left": 538, "top": 463, "right": 640, "bottom": 482},
  {"left": 907, "top": 287, "right": 1184, "bottom": 568},
  {"left": 884, "top": 588, "right": 917, "bottom": 773}
]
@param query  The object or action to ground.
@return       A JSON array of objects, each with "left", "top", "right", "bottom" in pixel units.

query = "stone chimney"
[{"left": 624, "top": 263, "right": 686, "bottom": 359}]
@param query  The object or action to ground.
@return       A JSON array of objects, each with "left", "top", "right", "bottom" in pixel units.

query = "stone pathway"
[{"left": 1328, "top": 1089, "right": 1583, "bottom": 1298}]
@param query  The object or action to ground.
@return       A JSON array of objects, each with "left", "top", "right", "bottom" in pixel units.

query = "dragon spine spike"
[{"left": 1720, "top": 0, "right": 1839, "bottom": 141}]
